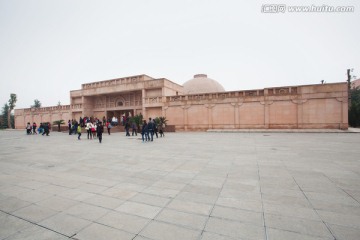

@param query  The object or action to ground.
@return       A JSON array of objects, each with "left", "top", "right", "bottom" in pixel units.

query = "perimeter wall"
[
  {"left": 15, "top": 82, "right": 348, "bottom": 130},
  {"left": 162, "top": 83, "right": 348, "bottom": 130}
]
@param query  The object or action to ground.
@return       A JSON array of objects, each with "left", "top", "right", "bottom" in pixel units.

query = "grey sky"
[{"left": 1, "top": 0, "right": 359, "bottom": 109}]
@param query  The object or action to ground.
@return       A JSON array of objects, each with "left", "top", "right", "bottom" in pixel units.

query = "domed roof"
[{"left": 183, "top": 74, "right": 225, "bottom": 94}]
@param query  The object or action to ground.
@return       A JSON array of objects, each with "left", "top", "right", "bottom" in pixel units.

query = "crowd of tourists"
[
  {"left": 26, "top": 122, "right": 50, "bottom": 136},
  {"left": 141, "top": 117, "right": 165, "bottom": 143},
  {"left": 68, "top": 117, "right": 104, "bottom": 143},
  {"left": 26, "top": 115, "right": 166, "bottom": 144}
]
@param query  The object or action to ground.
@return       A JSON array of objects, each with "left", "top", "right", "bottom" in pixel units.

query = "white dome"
[{"left": 183, "top": 74, "right": 225, "bottom": 94}]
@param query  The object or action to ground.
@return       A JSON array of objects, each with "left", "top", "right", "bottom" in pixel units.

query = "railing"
[
  {"left": 159, "top": 87, "right": 298, "bottom": 103},
  {"left": 82, "top": 75, "right": 144, "bottom": 89},
  {"left": 23, "top": 105, "right": 71, "bottom": 113},
  {"left": 71, "top": 104, "right": 82, "bottom": 109}
]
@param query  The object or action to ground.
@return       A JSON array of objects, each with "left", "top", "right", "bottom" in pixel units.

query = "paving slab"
[
  {"left": 155, "top": 208, "right": 208, "bottom": 230},
  {"left": 96, "top": 211, "right": 150, "bottom": 234},
  {"left": 5, "top": 225, "right": 69, "bottom": 240},
  {"left": 1, "top": 130, "right": 360, "bottom": 240},
  {"left": 73, "top": 222, "right": 135, "bottom": 240},
  {"left": 139, "top": 220, "right": 201, "bottom": 240}
]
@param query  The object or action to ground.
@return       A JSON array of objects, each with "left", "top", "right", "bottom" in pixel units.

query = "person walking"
[
  {"left": 86, "top": 121, "right": 92, "bottom": 139},
  {"left": 74, "top": 121, "right": 78, "bottom": 135},
  {"left": 92, "top": 122, "right": 97, "bottom": 139},
  {"left": 77, "top": 123, "right": 82, "bottom": 140},
  {"left": 159, "top": 123, "right": 165, "bottom": 137},
  {"left": 141, "top": 120, "right": 148, "bottom": 142},
  {"left": 32, "top": 122, "right": 37, "bottom": 135},
  {"left": 42, "top": 123, "right": 50, "bottom": 136},
  {"left": 153, "top": 119, "right": 158, "bottom": 138},
  {"left": 38, "top": 123, "right": 44, "bottom": 134},
  {"left": 148, "top": 118, "right": 154, "bottom": 141},
  {"left": 125, "top": 120, "right": 130, "bottom": 136},
  {"left": 106, "top": 121, "right": 112, "bottom": 135},
  {"left": 68, "top": 120, "right": 72, "bottom": 135},
  {"left": 131, "top": 122, "right": 137, "bottom": 136},
  {"left": 26, "top": 122, "right": 32, "bottom": 135},
  {"left": 96, "top": 122, "right": 104, "bottom": 143}
]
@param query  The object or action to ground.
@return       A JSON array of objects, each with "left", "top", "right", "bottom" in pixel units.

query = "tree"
[
  {"left": 31, "top": 99, "right": 41, "bottom": 108},
  {"left": 1, "top": 103, "right": 9, "bottom": 129},
  {"left": 8, "top": 94, "right": 17, "bottom": 129},
  {"left": 158, "top": 116, "right": 168, "bottom": 126},
  {"left": 349, "top": 88, "right": 360, "bottom": 127},
  {"left": 53, "top": 120, "right": 65, "bottom": 132},
  {"left": 130, "top": 114, "right": 143, "bottom": 131}
]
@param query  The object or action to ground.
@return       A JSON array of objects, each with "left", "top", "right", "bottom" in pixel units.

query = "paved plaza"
[{"left": 0, "top": 130, "right": 360, "bottom": 240}]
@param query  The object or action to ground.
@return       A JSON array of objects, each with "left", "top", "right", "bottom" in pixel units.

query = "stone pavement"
[{"left": 0, "top": 130, "right": 360, "bottom": 240}]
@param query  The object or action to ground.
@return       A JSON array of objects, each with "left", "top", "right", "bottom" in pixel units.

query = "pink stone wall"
[
  {"left": 269, "top": 101, "right": 297, "bottom": 126},
  {"left": 146, "top": 107, "right": 162, "bottom": 120},
  {"left": 15, "top": 106, "right": 72, "bottom": 129},
  {"left": 163, "top": 82, "right": 348, "bottom": 130},
  {"left": 15, "top": 82, "right": 348, "bottom": 130},
  {"left": 239, "top": 102, "right": 265, "bottom": 127}
]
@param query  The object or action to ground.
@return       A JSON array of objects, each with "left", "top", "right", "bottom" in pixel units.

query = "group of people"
[
  {"left": 110, "top": 115, "right": 131, "bottom": 127},
  {"left": 68, "top": 118, "right": 104, "bottom": 143},
  {"left": 26, "top": 122, "right": 50, "bottom": 136},
  {"left": 85, "top": 120, "right": 104, "bottom": 143},
  {"left": 141, "top": 117, "right": 165, "bottom": 142},
  {"left": 26, "top": 115, "right": 166, "bottom": 144}
]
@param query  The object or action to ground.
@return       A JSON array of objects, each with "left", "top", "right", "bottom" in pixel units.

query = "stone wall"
[
  {"left": 15, "top": 106, "right": 72, "bottom": 129},
  {"left": 15, "top": 82, "right": 348, "bottom": 131},
  {"left": 162, "top": 82, "right": 348, "bottom": 131}
]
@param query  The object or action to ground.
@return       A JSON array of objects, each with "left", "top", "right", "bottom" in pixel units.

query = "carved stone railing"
[
  {"left": 82, "top": 75, "right": 144, "bottom": 90},
  {"left": 71, "top": 104, "right": 82, "bottom": 109},
  {"left": 144, "top": 97, "right": 162, "bottom": 104},
  {"left": 172, "top": 87, "right": 297, "bottom": 101},
  {"left": 23, "top": 105, "right": 71, "bottom": 113}
]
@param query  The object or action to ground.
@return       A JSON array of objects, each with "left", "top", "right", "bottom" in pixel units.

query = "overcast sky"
[{"left": 1, "top": 0, "right": 359, "bottom": 109}]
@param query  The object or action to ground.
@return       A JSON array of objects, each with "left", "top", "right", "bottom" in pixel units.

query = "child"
[
  {"left": 77, "top": 124, "right": 82, "bottom": 140},
  {"left": 26, "top": 122, "right": 32, "bottom": 135}
]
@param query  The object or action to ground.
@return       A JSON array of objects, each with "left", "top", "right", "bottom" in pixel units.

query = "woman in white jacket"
[
  {"left": 92, "top": 123, "right": 97, "bottom": 139},
  {"left": 85, "top": 121, "right": 93, "bottom": 139}
]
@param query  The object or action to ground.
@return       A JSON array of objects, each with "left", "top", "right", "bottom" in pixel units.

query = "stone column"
[
  {"left": 162, "top": 106, "right": 168, "bottom": 118},
  {"left": 69, "top": 97, "right": 73, "bottom": 120},
  {"left": 336, "top": 96, "right": 348, "bottom": 129},
  {"left": 291, "top": 99, "right": 307, "bottom": 129},
  {"left": 142, "top": 89, "right": 146, "bottom": 118},
  {"left": 231, "top": 102, "right": 242, "bottom": 129},
  {"left": 260, "top": 100, "right": 273, "bottom": 129},
  {"left": 104, "top": 96, "right": 107, "bottom": 119},
  {"left": 182, "top": 105, "right": 191, "bottom": 131},
  {"left": 205, "top": 104, "right": 215, "bottom": 129}
]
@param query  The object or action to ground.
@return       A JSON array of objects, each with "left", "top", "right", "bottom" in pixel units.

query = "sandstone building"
[{"left": 15, "top": 74, "right": 349, "bottom": 130}]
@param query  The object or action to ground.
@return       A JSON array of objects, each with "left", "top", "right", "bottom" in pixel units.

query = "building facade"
[{"left": 15, "top": 74, "right": 349, "bottom": 130}]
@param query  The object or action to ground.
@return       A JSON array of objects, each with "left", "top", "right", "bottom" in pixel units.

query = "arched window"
[{"left": 116, "top": 96, "right": 126, "bottom": 107}]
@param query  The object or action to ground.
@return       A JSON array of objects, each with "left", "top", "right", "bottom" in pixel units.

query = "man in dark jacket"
[
  {"left": 125, "top": 120, "right": 130, "bottom": 136},
  {"left": 96, "top": 122, "right": 104, "bottom": 143},
  {"left": 42, "top": 123, "right": 50, "bottom": 136},
  {"left": 148, "top": 118, "right": 154, "bottom": 141},
  {"left": 141, "top": 120, "right": 149, "bottom": 142}
]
